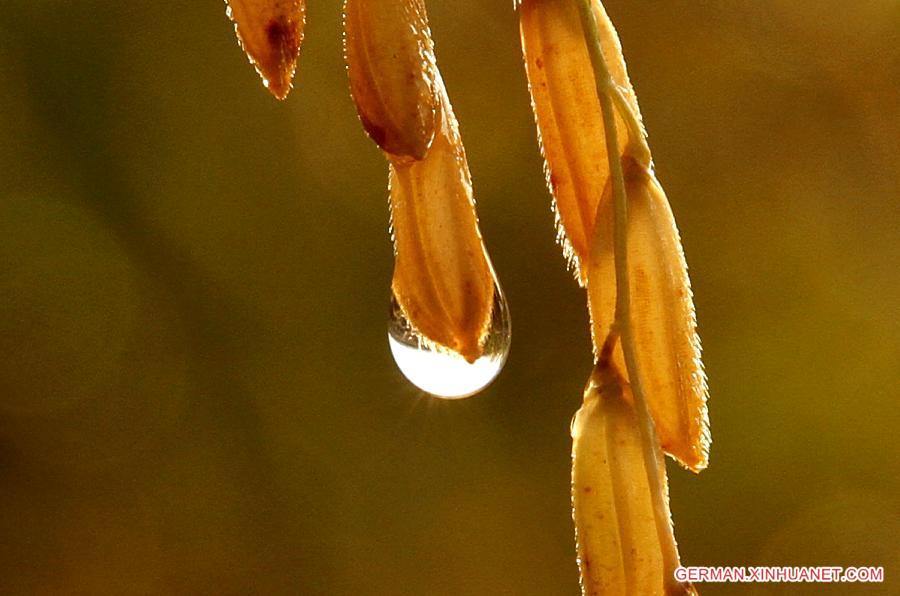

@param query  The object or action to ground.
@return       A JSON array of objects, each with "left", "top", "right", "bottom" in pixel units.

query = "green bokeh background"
[{"left": 1, "top": 1, "right": 898, "bottom": 594}]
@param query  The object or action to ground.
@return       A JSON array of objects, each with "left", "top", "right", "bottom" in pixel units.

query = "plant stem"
[{"left": 574, "top": 1, "right": 685, "bottom": 592}]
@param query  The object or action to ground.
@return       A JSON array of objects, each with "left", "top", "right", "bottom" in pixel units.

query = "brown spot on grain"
[{"left": 266, "top": 17, "right": 300, "bottom": 59}]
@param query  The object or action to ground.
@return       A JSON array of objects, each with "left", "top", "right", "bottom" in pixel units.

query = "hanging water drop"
[{"left": 388, "top": 282, "right": 511, "bottom": 399}]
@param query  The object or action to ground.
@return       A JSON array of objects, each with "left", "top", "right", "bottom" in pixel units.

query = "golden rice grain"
[
  {"left": 389, "top": 77, "right": 494, "bottom": 362},
  {"left": 344, "top": 0, "right": 439, "bottom": 160},
  {"left": 572, "top": 360, "right": 695, "bottom": 595},
  {"left": 519, "top": 0, "right": 642, "bottom": 282}
]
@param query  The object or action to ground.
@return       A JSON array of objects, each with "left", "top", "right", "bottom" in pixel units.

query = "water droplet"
[{"left": 388, "top": 282, "right": 511, "bottom": 399}]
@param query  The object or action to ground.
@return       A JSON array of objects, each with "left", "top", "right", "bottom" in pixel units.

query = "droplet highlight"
[{"left": 388, "top": 283, "right": 511, "bottom": 399}]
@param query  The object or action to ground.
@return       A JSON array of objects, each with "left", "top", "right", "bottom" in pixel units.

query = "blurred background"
[{"left": 0, "top": 1, "right": 897, "bottom": 594}]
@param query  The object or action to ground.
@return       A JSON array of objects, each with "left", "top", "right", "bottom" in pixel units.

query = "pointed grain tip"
[
  {"left": 227, "top": 0, "right": 306, "bottom": 99},
  {"left": 260, "top": 15, "right": 302, "bottom": 99},
  {"left": 457, "top": 337, "right": 483, "bottom": 365},
  {"left": 264, "top": 75, "right": 293, "bottom": 101}
]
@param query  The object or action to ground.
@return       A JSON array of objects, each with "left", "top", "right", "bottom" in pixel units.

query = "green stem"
[
  {"left": 610, "top": 85, "right": 652, "bottom": 165},
  {"left": 574, "top": 1, "right": 685, "bottom": 592}
]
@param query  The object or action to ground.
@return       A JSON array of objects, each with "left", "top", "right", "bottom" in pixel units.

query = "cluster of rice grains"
[
  {"left": 523, "top": 1, "right": 709, "bottom": 593},
  {"left": 227, "top": 0, "right": 709, "bottom": 593}
]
